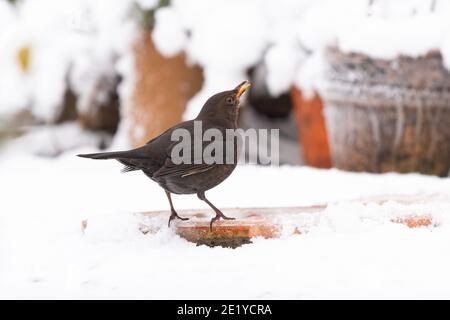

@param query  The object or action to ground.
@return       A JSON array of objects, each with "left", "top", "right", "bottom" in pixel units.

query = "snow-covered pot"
[
  {"left": 291, "top": 87, "right": 331, "bottom": 168},
  {"left": 322, "top": 47, "right": 450, "bottom": 176},
  {"left": 128, "top": 31, "right": 203, "bottom": 147},
  {"left": 246, "top": 64, "right": 293, "bottom": 119},
  {"left": 77, "top": 77, "right": 120, "bottom": 134}
]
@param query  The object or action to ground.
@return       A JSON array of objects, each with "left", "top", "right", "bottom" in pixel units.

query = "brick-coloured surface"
[{"left": 83, "top": 195, "right": 443, "bottom": 248}]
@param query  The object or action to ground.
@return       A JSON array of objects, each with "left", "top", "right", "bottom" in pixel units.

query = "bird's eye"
[{"left": 226, "top": 97, "right": 234, "bottom": 105}]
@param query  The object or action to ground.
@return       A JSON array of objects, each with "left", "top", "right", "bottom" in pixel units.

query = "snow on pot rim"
[
  {"left": 300, "top": 0, "right": 450, "bottom": 62},
  {"left": 294, "top": 0, "right": 450, "bottom": 98},
  {"left": 322, "top": 47, "right": 450, "bottom": 108}
]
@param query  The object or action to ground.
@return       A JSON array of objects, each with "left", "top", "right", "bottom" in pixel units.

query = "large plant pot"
[
  {"left": 128, "top": 31, "right": 203, "bottom": 147},
  {"left": 322, "top": 48, "right": 450, "bottom": 176},
  {"left": 291, "top": 87, "right": 331, "bottom": 168}
]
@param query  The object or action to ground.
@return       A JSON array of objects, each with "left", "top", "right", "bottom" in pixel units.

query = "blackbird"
[{"left": 78, "top": 80, "right": 251, "bottom": 230}]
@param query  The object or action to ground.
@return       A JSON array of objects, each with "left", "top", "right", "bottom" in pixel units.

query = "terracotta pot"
[
  {"left": 127, "top": 31, "right": 203, "bottom": 147},
  {"left": 291, "top": 87, "right": 331, "bottom": 168},
  {"left": 322, "top": 47, "right": 450, "bottom": 176}
]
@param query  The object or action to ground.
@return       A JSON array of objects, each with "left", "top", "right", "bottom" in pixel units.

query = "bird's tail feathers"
[{"left": 77, "top": 149, "right": 146, "bottom": 160}]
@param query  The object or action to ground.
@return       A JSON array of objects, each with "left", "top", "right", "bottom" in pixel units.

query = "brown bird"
[{"left": 78, "top": 81, "right": 251, "bottom": 229}]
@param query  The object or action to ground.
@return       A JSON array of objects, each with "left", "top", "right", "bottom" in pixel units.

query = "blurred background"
[{"left": 2, "top": 0, "right": 450, "bottom": 175}]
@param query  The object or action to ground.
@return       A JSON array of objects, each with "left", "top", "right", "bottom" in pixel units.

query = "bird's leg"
[
  {"left": 165, "top": 191, "right": 189, "bottom": 227},
  {"left": 197, "top": 192, "right": 235, "bottom": 231}
]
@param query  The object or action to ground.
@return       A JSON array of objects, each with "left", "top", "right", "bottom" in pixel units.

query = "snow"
[
  {"left": 0, "top": 0, "right": 138, "bottom": 121},
  {"left": 294, "top": 51, "right": 325, "bottom": 99},
  {"left": 152, "top": 7, "right": 187, "bottom": 58},
  {"left": 2, "top": 0, "right": 450, "bottom": 128},
  {"left": 134, "top": 0, "right": 158, "bottom": 11},
  {"left": 264, "top": 43, "right": 305, "bottom": 97},
  {"left": 293, "top": 0, "right": 450, "bottom": 94},
  {"left": 2, "top": 131, "right": 450, "bottom": 298},
  {"left": 153, "top": 0, "right": 314, "bottom": 118},
  {"left": 182, "top": 0, "right": 270, "bottom": 119},
  {"left": 328, "top": 0, "right": 450, "bottom": 60},
  {"left": 111, "top": 46, "right": 136, "bottom": 150},
  {"left": 187, "top": 1, "right": 268, "bottom": 71},
  {"left": 151, "top": 0, "right": 450, "bottom": 107},
  {"left": 3, "top": 0, "right": 450, "bottom": 299}
]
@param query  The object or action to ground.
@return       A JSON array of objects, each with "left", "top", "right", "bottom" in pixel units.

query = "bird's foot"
[
  {"left": 168, "top": 211, "right": 189, "bottom": 227},
  {"left": 221, "top": 215, "right": 235, "bottom": 220},
  {"left": 209, "top": 212, "right": 235, "bottom": 231}
]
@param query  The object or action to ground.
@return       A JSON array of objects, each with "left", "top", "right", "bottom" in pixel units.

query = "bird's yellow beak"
[{"left": 235, "top": 80, "right": 251, "bottom": 98}]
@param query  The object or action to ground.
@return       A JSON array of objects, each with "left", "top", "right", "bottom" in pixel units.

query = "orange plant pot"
[
  {"left": 128, "top": 31, "right": 203, "bottom": 147},
  {"left": 291, "top": 87, "right": 331, "bottom": 168}
]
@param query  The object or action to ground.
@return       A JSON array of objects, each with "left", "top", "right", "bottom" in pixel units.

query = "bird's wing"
[
  {"left": 117, "top": 159, "right": 140, "bottom": 173},
  {"left": 152, "top": 159, "right": 215, "bottom": 179},
  {"left": 152, "top": 136, "right": 220, "bottom": 179},
  {"left": 151, "top": 121, "right": 240, "bottom": 179}
]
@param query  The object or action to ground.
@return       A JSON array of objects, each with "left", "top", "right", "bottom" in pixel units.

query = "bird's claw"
[
  {"left": 222, "top": 216, "right": 235, "bottom": 220},
  {"left": 209, "top": 212, "right": 235, "bottom": 231},
  {"left": 168, "top": 211, "right": 189, "bottom": 227},
  {"left": 209, "top": 217, "right": 219, "bottom": 231}
]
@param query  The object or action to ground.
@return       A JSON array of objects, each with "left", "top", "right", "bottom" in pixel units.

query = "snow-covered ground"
[{"left": 2, "top": 127, "right": 450, "bottom": 299}]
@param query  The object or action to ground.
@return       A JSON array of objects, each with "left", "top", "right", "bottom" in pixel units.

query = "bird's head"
[{"left": 196, "top": 80, "right": 251, "bottom": 123}]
